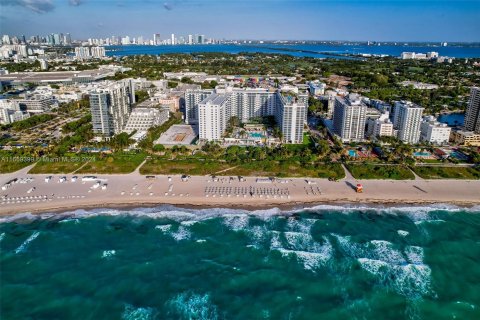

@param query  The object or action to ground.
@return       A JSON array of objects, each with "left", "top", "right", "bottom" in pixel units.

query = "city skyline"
[{"left": 1, "top": 0, "right": 479, "bottom": 42}]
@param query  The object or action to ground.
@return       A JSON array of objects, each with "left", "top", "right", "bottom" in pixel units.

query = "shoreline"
[
  {"left": 1, "top": 165, "right": 479, "bottom": 218},
  {"left": 6, "top": 198, "right": 480, "bottom": 218}
]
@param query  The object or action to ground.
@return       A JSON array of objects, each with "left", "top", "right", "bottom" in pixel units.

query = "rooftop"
[{"left": 199, "top": 93, "right": 228, "bottom": 106}]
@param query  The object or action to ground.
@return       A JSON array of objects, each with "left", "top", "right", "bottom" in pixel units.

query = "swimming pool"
[
  {"left": 414, "top": 152, "right": 431, "bottom": 157},
  {"left": 450, "top": 151, "right": 469, "bottom": 161},
  {"left": 348, "top": 150, "right": 357, "bottom": 157},
  {"left": 249, "top": 133, "right": 264, "bottom": 139}
]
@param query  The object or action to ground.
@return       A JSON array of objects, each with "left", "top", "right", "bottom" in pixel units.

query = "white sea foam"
[
  {"left": 369, "top": 240, "right": 406, "bottom": 265},
  {"left": 155, "top": 224, "right": 191, "bottom": 241},
  {"left": 155, "top": 224, "right": 172, "bottom": 232},
  {"left": 166, "top": 292, "right": 218, "bottom": 320},
  {"left": 222, "top": 214, "right": 250, "bottom": 231},
  {"left": 102, "top": 250, "right": 116, "bottom": 258},
  {"left": 270, "top": 231, "right": 283, "bottom": 250},
  {"left": 285, "top": 218, "right": 317, "bottom": 234},
  {"left": 414, "top": 219, "right": 446, "bottom": 225},
  {"left": 358, "top": 258, "right": 432, "bottom": 299},
  {"left": 170, "top": 226, "right": 191, "bottom": 241},
  {"left": 3, "top": 202, "right": 477, "bottom": 225},
  {"left": 247, "top": 225, "right": 269, "bottom": 245},
  {"left": 397, "top": 230, "right": 409, "bottom": 237},
  {"left": 404, "top": 246, "right": 424, "bottom": 265},
  {"left": 0, "top": 212, "right": 38, "bottom": 224},
  {"left": 279, "top": 249, "right": 328, "bottom": 270},
  {"left": 14, "top": 231, "right": 40, "bottom": 254},
  {"left": 122, "top": 304, "right": 155, "bottom": 320},
  {"left": 0, "top": 232, "right": 5, "bottom": 242},
  {"left": 331, "top": 234, "right": 364, "bottom": 258},
  {"left": 180, "top": 220, "right": 199, "bottom": 227},
  {"left": 273, "top": 230, "right": 333, "bottom": 271}
]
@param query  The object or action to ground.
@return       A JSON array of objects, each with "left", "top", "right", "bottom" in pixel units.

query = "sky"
[{"left": 0, "top": 0, "right": 479, "bottom": 42}]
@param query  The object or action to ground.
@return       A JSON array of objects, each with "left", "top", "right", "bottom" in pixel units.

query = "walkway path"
[{"left": 341, "top": 164, "right": 355, "bottom": 180}]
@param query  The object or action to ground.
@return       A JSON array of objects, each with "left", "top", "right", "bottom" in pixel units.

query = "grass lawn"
[
  {"left": 140, "top": 158, "right": 231, "bottom": 175},
  {"left": 228, "top": 161, "right": 344, "bottom": 178},
  {"left": 140, "top": 158, "right": 345, "bottom": 178},
  {"left": 0, "top": 151, "right": 36, "bottom": 173},
  {"left": 412, "top": 166, "right": 480, "bottom": 180},
  {"left": 29, "top": 156, "right": 87, "bottom": 174},
  {"left": 346, "top": 163, "right": 415, "bottom": 180},
  {"left": 0, "top": 160, "right": 34, "bottom": 173},
  {"left": 77, "top": 152, "right": 146, "bottom": 174}
]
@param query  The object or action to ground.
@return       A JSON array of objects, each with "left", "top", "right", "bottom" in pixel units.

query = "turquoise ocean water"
[{"left": 1, "top": 205, "right": 480, "bottom": 319}]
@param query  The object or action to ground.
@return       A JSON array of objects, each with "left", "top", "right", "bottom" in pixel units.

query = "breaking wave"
[
  {"left": 166, "top": 292, "right": 218, "bottom": 320},
  {"left": 122, "top": 304, "right": 156, "bottom": 320},
  {"left": 14, "top": 231, "right": 40, "bottom": 254},
  {"left": 2, "top": 203, "right": 478, "bottom": 225}
]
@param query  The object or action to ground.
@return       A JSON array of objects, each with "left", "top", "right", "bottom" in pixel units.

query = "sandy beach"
[{"left": 0, "top": 164, "right": 479, "bottom": 217}]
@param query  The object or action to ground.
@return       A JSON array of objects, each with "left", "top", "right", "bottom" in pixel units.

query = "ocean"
[
  {"left": 106, "top": 44, "right": 480, "bottom": 58},
  {"left": 1, "top": 205, "right": 480, "bottom": 319}
]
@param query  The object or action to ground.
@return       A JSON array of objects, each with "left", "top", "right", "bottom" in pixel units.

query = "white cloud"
[
  {"left": 1, "top": 0, "right": 55, "bottom": 13},
  {"left": 69, "top": 0, "right": 84, "bottom": 6}
]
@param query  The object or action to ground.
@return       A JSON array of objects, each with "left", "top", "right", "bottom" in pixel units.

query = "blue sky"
[{"left": 1, "top": 0, "right": 479, "bottom": 41}]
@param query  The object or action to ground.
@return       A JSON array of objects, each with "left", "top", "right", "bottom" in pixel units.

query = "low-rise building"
[
  {"left": 17, "top": 95, "right": 55, "bottom": 113},
  {"left": 366, "top": 112, "right": 394, "bottom": 139},
  {"left": 420, "top": 116, "right": 451, "bottom": 145},
  {"left": 450, "top": 130, "right": 480, "bottom": 146},
  {"left": 308, "top": 82, "right": 326, "bottom": 96},
  {"left": 0, "top": 100, "right": 30, "bottom": 124},
  {"left": 123, "top": 107, "right": 169, "bottom": 134}
]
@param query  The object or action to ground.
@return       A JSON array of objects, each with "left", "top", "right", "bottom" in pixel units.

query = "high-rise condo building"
[
  {"left": 195, "top": 88, "right": 307, "bottom": 143},
  {"left": 188, "top": 35, "right": 193, "bottom": 45},
  {"left": 393, "top": 101, "right": 424, "bottom": 144},
  {"left": 465, "top": 87, "right": 480, "bottom": 134},
  {"left": 276, "top": 93, "right": 307, "bottom": 144},
  {"left": 171, "top": 34, "right": 175, "bottom": 45},
  {"left": 89, "top": 80, "right": 134, "bottom": 137},
  {"left": 198, "top": 94, "right": 228, "bottom": 141},
  {"left": 185, "top": 89, "right": 214, "bottom": 124},
  {"left": 332, "top": 94, "right": 367, "bottom": 142},
  {"left": 90, "top": 46, "right": 106, "bottom": 58}
]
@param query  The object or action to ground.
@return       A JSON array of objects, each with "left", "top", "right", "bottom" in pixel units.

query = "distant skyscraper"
[
  {"left": 333, "top": 94, "right": 367, "bottom": 142},
  {"left": 188, "top": 34, "right": 193, "bottom": 45},
  {"left": 153, "top": 33, "right": 161, "bottom": 45},
  {"left": 393, "top": 101, "right": 424, "bottom": 144},
  {"left": 171, "top": 33, "right": 175, "bottom": 45},
  {"left": 64, "top": 33, "right": 72, "bottom": 45},
  {"left": 2, "top": 35, "right": 11, "bottom": 45},
  {"left": 465, "top": 87, "right": 480, "bottom": 134},
  {"left": 198, "top": 35, "right": 205, "bottom": 44},
  {"left": 53, "top": 33, "right": 61, "bottom": 45}
]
